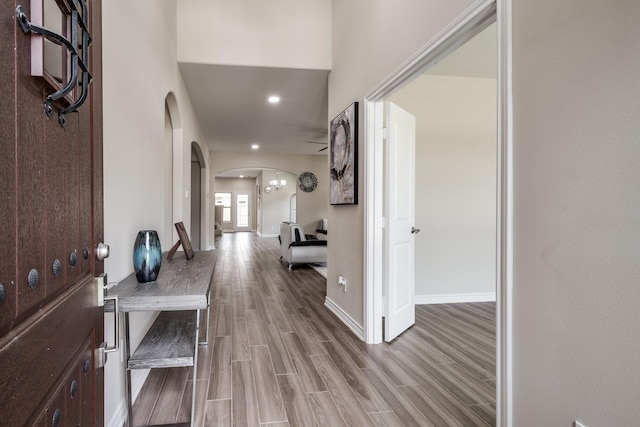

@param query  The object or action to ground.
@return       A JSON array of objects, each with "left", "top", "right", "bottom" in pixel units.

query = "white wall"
[
  {"left": 177, "top": 0, "right": 331, "bottom": 70},
  {"left": 102, "top": 0, "right": 207, "bottom": 425},
  {"left": 328, "top": 0, "right": 477, "bottom": 327},
  {"left": 389, "top": 74, "right": 496, "bottom": 300},
  {"left": 210, "top": 151, "right": 328, "bottom": 237},
  {"left": 512, "top": 0, "right": 640, "bottom": 424}
]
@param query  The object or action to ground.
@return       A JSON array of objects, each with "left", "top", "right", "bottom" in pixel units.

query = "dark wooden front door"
[{"left": 0, "top": 0, "right": 104, "bottom": 425}]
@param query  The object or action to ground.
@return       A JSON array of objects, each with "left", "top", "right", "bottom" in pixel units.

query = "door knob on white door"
[{"left": 411, "top": 227, "right": 420, "bottom": 234}]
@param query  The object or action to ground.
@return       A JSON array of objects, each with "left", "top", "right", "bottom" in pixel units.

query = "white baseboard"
[
  {"left": 324, "top": 297, "right": 365, "bottom": 340},
  {"left": 106, "top": 369, "right": 150, "bottom": 427},
  {"left": 259, "top": 233, "right": 278, "bottom": 238},
  {"left": 415, "top": 292, "right": 496, "bottom": 305},
  {"left": 107, "top": 398, "right": 127, "bottom": 427}
]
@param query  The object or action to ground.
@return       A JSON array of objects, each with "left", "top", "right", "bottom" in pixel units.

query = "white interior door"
[
  {"left": 234, "top": 191, "right": 251, "bottom": 232},
  {"left": 385, "top": 102, "right": 417, "bottom": 342}
]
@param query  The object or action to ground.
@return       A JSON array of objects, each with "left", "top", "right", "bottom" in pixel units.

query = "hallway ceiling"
[
  {"left": 179, "top": 63, "right": 329, "bottom": 156},
  {"left": 178, "top": 23, "right": 495, "bottom": 161}
]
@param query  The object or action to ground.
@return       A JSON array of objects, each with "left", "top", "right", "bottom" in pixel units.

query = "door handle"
[
  {"left": 97, "top": 284, "right": 120, "bottom": 368},
  {"left": 103, "top": 295, "right": 120, "bottom": 354},
  {"left": 411, "top": 227, "right": 421, "bottom": 234}
]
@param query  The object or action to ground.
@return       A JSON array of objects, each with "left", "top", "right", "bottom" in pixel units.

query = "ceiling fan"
[{"left": 305, "top": 141, "right": 328, "bottom": 152}]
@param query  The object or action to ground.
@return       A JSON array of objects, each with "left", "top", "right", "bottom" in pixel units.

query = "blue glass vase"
[{"left": 133, "top": 230, "right": 162, "bottom": 283}]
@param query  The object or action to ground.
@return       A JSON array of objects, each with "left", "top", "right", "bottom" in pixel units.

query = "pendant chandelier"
[{"left": 268, "top": 172, "right": 286, "bottom": 191}]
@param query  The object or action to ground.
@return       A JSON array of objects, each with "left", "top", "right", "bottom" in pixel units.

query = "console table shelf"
[
  {"left": 127, "top": 310, "right": 197, "bottom": 370},
  {"left": 108, "top": 250, "right": 216, "bottom": 427}
]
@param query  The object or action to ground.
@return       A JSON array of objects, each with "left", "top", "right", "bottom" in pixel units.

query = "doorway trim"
[{"left": 362, "top": 0, "right": 512, "bottom": 425}]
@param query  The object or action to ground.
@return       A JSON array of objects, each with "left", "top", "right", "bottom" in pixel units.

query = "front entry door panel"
[{"left": 0, "top": 0, "right": 104, "bottom": 424}]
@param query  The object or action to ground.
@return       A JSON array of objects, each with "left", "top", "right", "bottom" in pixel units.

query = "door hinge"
[{"left": 382, "top": 127, "right": 389, "bottom": 140}]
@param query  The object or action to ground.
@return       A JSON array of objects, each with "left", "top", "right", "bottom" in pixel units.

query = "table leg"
[
  {"left": 201, "top": 289, "right": 211, "bottom": 345},
  {"left": 190, "top": 309, "right": 201, "bottom": 427},
  {"left": 124, "top": 312, "right": 133, "bottom": 427}
]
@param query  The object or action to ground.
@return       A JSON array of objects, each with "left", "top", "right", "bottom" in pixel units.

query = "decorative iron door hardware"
[{"left": 16, "top": 0, "right": 92, "bottom": 127}]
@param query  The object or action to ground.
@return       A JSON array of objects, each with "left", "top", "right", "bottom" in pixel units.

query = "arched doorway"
[{"left": 191, "top": 142, "right": 206, "bottom": 250}]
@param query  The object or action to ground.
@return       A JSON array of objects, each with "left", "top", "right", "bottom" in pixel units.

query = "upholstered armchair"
[
  {"left": 315, "top": 218, "right": 327, "bottom": 240},
  {"left": 279, "top": 222, "right": 327, "bottom": 270}
]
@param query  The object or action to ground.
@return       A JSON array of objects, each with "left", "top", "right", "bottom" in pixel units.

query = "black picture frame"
[{"left": 329, "top": 102, "right": 358, "bottom": 205}]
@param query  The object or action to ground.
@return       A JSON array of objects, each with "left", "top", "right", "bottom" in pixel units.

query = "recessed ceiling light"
[
  {"left": 239, "top": 175, "right": 244, "bottom": 178},
  {"left": 268, "top": 95, "right": 280, "bottom": 104},
  {"left": 251, "top": 144, "right": 259, "bottom": 150}
]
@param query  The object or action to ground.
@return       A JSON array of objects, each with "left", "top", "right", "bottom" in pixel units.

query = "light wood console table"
[{"left": 108, "top": 251, "right": 215, "bottom": 427}]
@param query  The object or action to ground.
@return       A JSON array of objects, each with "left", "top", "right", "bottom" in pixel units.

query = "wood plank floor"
[{"left": 132, "top": 232, "right": 496, "bottom": 426}]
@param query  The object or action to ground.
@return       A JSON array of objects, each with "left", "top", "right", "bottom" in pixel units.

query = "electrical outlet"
[{"left": 574, "top": 421, "right": 587, "bottom": 427}]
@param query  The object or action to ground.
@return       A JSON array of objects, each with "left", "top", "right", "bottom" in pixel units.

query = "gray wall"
[{"left": 512, "top": 0, "right": 640, "bottom": 424}]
